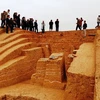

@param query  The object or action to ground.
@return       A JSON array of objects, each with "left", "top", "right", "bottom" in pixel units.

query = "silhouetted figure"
[
  {"left": 55, "top": 19, "right": 59, "bottom": 31},
  {"left": 26, "top": 19, "right": 30, "bottom": 30},
  {"left": 76, "top": 17, "right": 83, "bottom": 30},
  {"left": 79, "top": 17, "right": 83, "bottom": 30},
  {"left": 6, "top": 15, "right": 10, "bottom": 33},
  {"left": 17, "top": 14, "right": 20, "bottom": 28},
  {"left": 83, "top": 20, "right": 87, "bottom": 29},
  {"left": 6, "top": 15, "right": 13, "bottom": 33},
  {"left": 49, "top": 20, "right": 53, "bottom": 31},
  {"left": 34, "top": 20, "right": 38, "bottom": 33},
  {"left": 13, "top": 12, "right": 18, "bottom": 27},
  {"left": 97, "top": 15, "right": 100, "bottom": 27},
  {"left": 10, "top": 18, "right": 14, "bottom": 32},
  {"left": 22, "top": 17, "right": 26, "bottom": 30},
  {"left": 41, "top": 21, "right": 45, "bottom": 33},
  {"left": 29, "top": 18, "right": 34, "bottom": 31},
  {"left": 76, "top": 18, "right": 81, "bottom": 30},
  {"left": 83, "top": 20, "right": 87, "bottom": 37},
  {"left": 1, "top": 11, "right": 6, "bottom": 28}
]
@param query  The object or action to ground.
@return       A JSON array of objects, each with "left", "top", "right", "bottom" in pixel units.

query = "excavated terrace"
[{"left": 0, "top": 28, "right": 99, "bottom": 100}]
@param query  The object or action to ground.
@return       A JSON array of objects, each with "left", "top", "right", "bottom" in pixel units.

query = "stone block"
[
  {"left": 31, "top": 58, "right": 49, "bottom": 85},
  {"left": 45, "top": 53, "right": 65, "bottom": 82}
]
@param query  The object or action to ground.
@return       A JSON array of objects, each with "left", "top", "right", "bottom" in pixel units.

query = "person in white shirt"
[{"left": 41, "top": 21, "right": 45, "bottom": 33}]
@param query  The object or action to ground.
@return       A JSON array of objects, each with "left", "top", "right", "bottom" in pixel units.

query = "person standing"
[
  {"left": 1, "top": 11, "right": 6, "bottom": 28},
  {"left": 6, "top": 15, "right": 13, "bottom": 33},
  {"left": 97, "top": 15, "right": 100, "bottom": 27},
  {"left": 26, "top": 19, "right": 30, "bottom": 31},
  {"left": 41, "top": 21, "right": 45, "bottom": 33},
  {"left": 17, "top": 14, "right": 20, "bottom": 28},
  {"left": 49, "top": 20, "right": 53, "bottom": 31},
  {"left": 55, "top": 19, "right": 59, "bottom": 31},
  {"left": 29, "top": 18, "right": 34, "bottom": 31},
  {"left": 6, "top": 15, "right": 10, "bottom": 33},
  {"left": 34, "top": 20, "right": 38, "bottom": 33},
  {"left": 83, "top": 20, "right": 87, "bottom": 37},
  {"left": 7, "top": 9, "right": 10, "bottom": 16},
  {"left": 13, "top": 12, "right": 18, "bottom": 27},
  {"left": 79, "top": 17, "right": 83, "bottom": 30},
  {"left": 76, "top": 18, "right": 81, "bottom": 30},
  {"left": 21, "top": 17, "right": 26, "bottom": 30},
  {"left": 9, "top": 18, "right": 14, "bottom": 33}
]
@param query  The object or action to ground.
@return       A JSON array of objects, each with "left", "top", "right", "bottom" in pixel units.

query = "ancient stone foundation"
[
  {"left": 31, "top": 53, "right": 66, "bottom": 89},
  {"left": 0, "top": 28, "right": 98, "bottom": 100}
]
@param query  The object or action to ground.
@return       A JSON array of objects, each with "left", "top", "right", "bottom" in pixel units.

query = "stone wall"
[
  {"left": 65, "top": 73, "right": 94, "bottom": 100},
  {"left": 94, "top": 30, "right": 100, "bottom": 100},
  {"left": 65, "top": 43, "right": 95, "bottom": 100}
]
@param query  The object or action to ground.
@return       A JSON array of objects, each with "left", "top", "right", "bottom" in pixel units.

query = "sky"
[{"left": 0, "top": 0, "right": 100, "bottom": 31}]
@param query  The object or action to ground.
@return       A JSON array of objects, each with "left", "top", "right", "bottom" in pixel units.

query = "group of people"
[
  {"left": 0, "top": 9, "right": 89, "bottom": 36},
  {"left": 21, "top": 17, "right": 39, "bottom": 33},
  {"left": 20, "top": 18, "right": 59, "bottom": 33},
  {"left": 1, "top": 9, "right": 60, "bottom": 33},
  {"left": 3, "top": 9, "right": 100, "bottom": 37},
  {"left": 1, "top": 9, "right": 12, "bottom": 33},
  {"left": 76, "top": 17, "right": 87, "bottom": 37}
]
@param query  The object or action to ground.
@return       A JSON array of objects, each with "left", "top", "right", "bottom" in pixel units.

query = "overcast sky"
[{"left": 0, "top": 0, "right": 100, "bottom": 31}]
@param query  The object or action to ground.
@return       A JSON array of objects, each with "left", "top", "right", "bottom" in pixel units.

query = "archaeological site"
[{"left": 0, "top": 27, "right": 99, "bottom": 100}]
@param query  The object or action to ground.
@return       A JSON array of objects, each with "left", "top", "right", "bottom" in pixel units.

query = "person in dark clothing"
[
  {"left": 83, "top": 20, "right": 87, "bottom": 37},
  {"left": 6, "top": 15, "right": 13, "bottom": 33},
  {"left": 55, "top": 19, "right": 59, "bottom": 31},
  {"left": 79, "top": 17, "right": 83, "bottom": 30},
  {"left": 13, "top": 12, "right": 18, "bottom": 27},
  {"left": 76, "top": 18, "right": 81, "bottom": 30},
  {"left": 6, "top": 15, "right": 10, "bottom": 33},
  {"left": 96, "top": 15, "right": 100, "bottom": 27},
  {"left": 21, "top": 17, "right": 26, "bottom": 30},
  {"left": 49, "top": 20, "right": 53, "bottom": 31},
  {"left": 26, "top": 19, "right": 30, "bottom": 31},
  {"left": 34, "top": 20, "right": 38, "bottom": 33},
  {"left": 9, "top": 18, "right": 14, "bottom": 33},
  {"left": 17, "top": 14, "right": 20, "bottom": 28},
  {"left": 83, "top": 20, "right": 87, "bottom": 29},
  {"left": 76, "top": 17, "right": 83, "bottom": 30},
  {"left": 29, "top": 18, "right": 34, "bottom": 31},
  {"left": 1, "top": 11, "right": 6, "bottom": 28}
]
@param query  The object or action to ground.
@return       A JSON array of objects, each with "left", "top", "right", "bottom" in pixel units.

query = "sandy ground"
[{"left": 0, "top": 80, "right": 65, "bottom": 100}]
